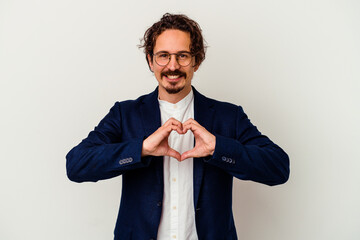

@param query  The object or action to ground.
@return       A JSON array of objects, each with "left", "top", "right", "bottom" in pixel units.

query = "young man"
[{"left": 66, "top": 13, "right": 289, "bottom": 240}]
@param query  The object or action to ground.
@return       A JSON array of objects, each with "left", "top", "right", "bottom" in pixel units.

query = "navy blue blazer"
[{"left": 66, "top": 87, "right": 289, "bottom": 240}]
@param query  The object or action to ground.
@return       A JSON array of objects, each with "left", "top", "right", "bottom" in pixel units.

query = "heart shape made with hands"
[{"left": 142, "top": 118, "right": 216, "bottom": 162}]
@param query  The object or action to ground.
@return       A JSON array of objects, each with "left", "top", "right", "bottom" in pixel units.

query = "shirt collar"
[{"left": 158, "top": 89, "right": 194, "bottom": 111}]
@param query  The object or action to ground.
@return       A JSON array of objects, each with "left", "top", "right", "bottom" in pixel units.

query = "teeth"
[{"left": 166, "top": 75, "right": 180, "bottom": 79}]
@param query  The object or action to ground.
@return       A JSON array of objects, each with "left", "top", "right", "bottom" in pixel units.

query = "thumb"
[
  {"left": 166, "top": 148, "right": 181, "bottom": 162},
  {"left": 181, "top": 148, "right": 197, "bottom": 161}
]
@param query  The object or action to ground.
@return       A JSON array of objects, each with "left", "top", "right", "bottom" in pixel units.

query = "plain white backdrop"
[{"left": 1, "top": 0, "right": 359, "bottom": 239}]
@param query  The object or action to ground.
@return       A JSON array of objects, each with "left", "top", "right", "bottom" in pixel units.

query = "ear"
[
  {"left": 194, "top": 64, "right": 200, "bottom": 72},
  {"left": 147, "top": 54, "right": 154, "bottom": 72}
]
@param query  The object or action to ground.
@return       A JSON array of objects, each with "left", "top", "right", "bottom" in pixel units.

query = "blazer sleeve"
[
  {"left": 66, "top": 102, "right": 151, "bottom": 183},
  {"left": 206, "top": 106, "right": 290, "bottom": 186}
]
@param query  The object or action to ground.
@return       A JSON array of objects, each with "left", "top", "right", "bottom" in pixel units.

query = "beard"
[
  {"left": 161, "top": 69, "right": 187, "bottom": 94},
  {"left": 165, "top": 84, "right": 185, "bottom": 94}
]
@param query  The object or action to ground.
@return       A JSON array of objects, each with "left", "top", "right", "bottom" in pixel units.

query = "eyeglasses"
[{"left": 153, "top": 51, "right": 193, "bottom": 67}]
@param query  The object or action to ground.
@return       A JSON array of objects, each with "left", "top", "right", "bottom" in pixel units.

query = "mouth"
[
  {"left": 161, "top": 70, "right": 186, "bottom": 82},
  {"left": 164, "top": 75, "right": 182, "bottom": 80}
]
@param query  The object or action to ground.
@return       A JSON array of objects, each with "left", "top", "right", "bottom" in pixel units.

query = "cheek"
[
  {"left": 154, "top": 68, "right": 164, "bottom": 80},
  {"left": 154, "top": 66, "right": 163, "bottom": 75},
  {"left": 185, "top": 69, "right": 194, "bottom": 78}
]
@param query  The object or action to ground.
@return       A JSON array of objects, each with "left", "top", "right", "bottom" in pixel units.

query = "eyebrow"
[{"left": 154, "top": 50, "right": 191, "bottom": 54}]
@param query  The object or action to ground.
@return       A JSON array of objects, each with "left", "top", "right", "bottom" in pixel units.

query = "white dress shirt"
[{"left": 157, "top": 90, "right": 198, "bottom": 240}]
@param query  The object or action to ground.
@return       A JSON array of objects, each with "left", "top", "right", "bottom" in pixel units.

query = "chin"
[
  {"left": 165, "top": 86, "right": 185, "bottom": 94},
  {"left": 162, "top": 80, "right": 186, "bottom": 94}
]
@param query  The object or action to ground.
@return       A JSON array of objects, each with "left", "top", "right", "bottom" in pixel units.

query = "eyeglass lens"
[{"left": 154, "top": 52, "right": 192, "bottom": 67}]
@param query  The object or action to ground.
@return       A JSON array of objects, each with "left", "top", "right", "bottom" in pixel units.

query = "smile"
[
  {"left": 166, "top": 75, "right": 181, "bottom": 79},
  {"left": 161, "top": 70, "right": 186, "bottom": 81}
]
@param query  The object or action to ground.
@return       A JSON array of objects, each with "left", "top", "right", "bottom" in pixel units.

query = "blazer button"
[{"left": 157, "top": 201, "right": 162, "bottom": 207}]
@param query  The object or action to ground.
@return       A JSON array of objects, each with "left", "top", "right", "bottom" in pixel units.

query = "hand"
[
  {"left": 141, "top": 118, "right": 183, "bottom": 161},
  {"left": 181, "top": 118, "right": 216, "bottom": 161}
]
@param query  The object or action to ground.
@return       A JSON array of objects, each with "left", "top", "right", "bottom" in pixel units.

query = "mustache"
[{"left": 161, "top": 70, "right": 187, "bottom": 78}]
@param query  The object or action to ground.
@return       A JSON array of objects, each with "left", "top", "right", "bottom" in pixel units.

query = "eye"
[
  {"left": 178, "top": 53, "right": 190, "bottom": 59},
  {"left": 158, "top": 53, "right": 169, "bottom": 59}
]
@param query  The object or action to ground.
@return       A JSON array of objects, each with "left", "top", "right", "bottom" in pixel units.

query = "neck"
[{"left": 158, "top": 86, "right": 191, "bottom": 104}]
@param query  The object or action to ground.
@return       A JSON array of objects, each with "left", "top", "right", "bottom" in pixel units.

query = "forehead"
[{"left": 154, "top": 29, "right": 191, "bottom": 53}]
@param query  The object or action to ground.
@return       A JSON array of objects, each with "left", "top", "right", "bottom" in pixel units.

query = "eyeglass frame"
[{"left": 152, "top": 51, "right": 194, "bottom": 67}]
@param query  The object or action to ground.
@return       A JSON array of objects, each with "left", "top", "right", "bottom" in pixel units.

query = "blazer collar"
[{"left": 139, "top": 86, "right": 215, "bottom": 133}]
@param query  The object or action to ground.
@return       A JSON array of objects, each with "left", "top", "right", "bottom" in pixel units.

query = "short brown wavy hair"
[{"left": 139, "top": 13, "right": 206, "bottom": 71}]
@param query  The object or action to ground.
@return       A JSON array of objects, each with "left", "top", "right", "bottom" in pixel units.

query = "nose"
[{"left": 167, "top": 54, "right": 180, "bottom": 71}]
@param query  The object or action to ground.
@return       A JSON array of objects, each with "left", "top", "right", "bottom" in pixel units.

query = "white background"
[{"left": 1, "top": 0, "right": 359, "bottom": 239}]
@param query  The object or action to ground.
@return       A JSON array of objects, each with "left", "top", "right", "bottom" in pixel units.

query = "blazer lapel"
[
  {"left": 140, "top": 88, "right": 163, "bottom": 185},
  {"left": 192, "top": 87, "right": 215, "bottom": 208},
  {"left": 140, "top": 87, "right": 161, "bottom": 138}
]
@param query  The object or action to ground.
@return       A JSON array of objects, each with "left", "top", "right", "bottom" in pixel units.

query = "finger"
[
  {"left": 182, "top": 122, "right": 200, "bottom": 134},
  {"left": 166, "top": 148, "right": 181, "bottom": 162},
  {"left": 164, "top": 124, "right": 184, "bottom": 135},
  {"left": 183, "top": 119, "right": 202, "bottom": 130},
  {"left": 146, "top": 126, "right": 182, "bottom": 149},
  {"left": 182, "top": 118, "right": 199, "bottom": 126},
  {"left": 181, "top": 148, "right": 198, "bottom": 161},
  {"left": 162, "top": 119, "right": 184, "bottom": 134},
  {"left": 164, "top": 118, "right": 183, "bottom": 128}
]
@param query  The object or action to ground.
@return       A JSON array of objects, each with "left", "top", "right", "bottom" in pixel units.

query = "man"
[{"left": 66, "top": 13, "right": 289, "bottom": 240}]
